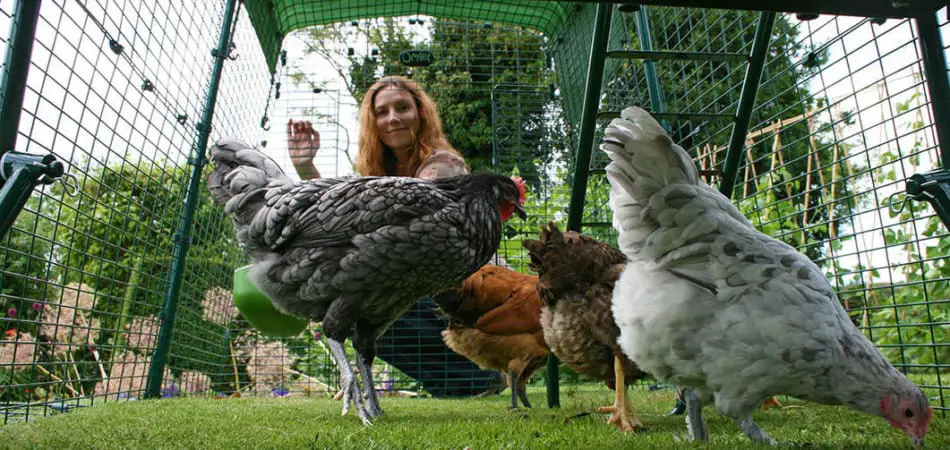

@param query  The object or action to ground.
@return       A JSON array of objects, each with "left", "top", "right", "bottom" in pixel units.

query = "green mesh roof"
[{"left": 244, "top": 0, "right": 578, "bottom": 72}]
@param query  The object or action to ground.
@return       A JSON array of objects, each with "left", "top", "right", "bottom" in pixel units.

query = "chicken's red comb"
[{"left": 510, "top": 176, "right": 526, "bottom": 203}]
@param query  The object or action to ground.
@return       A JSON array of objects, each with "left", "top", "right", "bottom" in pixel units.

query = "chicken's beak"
[
  {"left": 907, "top": 422, "right": 928, "bottom": 449},
  {"left": 514, "top": 203, "right": 527, "bottom": 220}
]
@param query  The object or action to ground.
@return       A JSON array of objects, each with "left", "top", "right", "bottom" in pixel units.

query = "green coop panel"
[{"left": 0, "top": 0, "right": 947, "bottom": 448}]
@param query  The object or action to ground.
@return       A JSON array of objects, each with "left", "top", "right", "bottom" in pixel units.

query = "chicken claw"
[
  {"left": 328, "top": 338, "right": 372, "bottom": 425},
  {"left": 737, "top": 416, "right": 776, "bottom": 445},
  {"left": 761, "top": 396, "right": 802, "bottom": 410},
  {"left": 599, "top": 355, "right": 645, "bottom": 432},
  {"left": 599, "top": 401, "right": 644, "bottom": 432}
]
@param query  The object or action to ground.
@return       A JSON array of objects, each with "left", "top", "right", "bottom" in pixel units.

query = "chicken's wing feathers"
[{"left": 246, "top": 177, "right": 457, "bottom": 250}]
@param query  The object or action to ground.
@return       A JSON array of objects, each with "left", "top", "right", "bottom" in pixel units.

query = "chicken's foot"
[
  {"left": 328, "top": 338, "right": 372, "bottom": 425},
  {"left": 736, "top": 416, "right": 776, "bottom": 446},
  {"left": 683, "top": 388, "right": 708, "bottom": 441},
  {"left": 597, "top": 355, "right": 644, "bottom": 432},
  {"left": 667, "top": 386, "right": 686, "bottom": 416},
  {"left": 761, "top": 396, "right": 802, "bottom": 410},
  {"left": 355, "top": 347, "right": 383, "bottom": 417}
]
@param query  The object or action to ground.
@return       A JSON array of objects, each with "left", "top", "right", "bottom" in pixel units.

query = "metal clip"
[
  {"left": 886, "top": 191, "right": 910, "bottom": 216},
  {"left": 55, "top": 172, "right": 80, "bottom": 197}
]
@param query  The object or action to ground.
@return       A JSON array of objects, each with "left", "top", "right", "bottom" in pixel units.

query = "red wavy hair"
[{"left": 355, "top": 75, "right": 461, "bottom": 176}]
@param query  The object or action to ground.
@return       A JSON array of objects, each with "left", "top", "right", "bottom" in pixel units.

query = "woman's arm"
[
  {"left": 288, "top": 119, "right": 321, "bottom": 180},
  {"left": 415, "top": 150, "right": 468, "bottom": 180}
]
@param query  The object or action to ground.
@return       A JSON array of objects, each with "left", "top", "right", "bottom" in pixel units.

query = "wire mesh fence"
[
  {"left": 0, "top": 0, "right": 270, "bottom": 423},
  {"left": 588, "top": 5, "right": 949, "bottom": 410},
  {"left": 0, "top": 0, "right": 947, "bottom": 425}
]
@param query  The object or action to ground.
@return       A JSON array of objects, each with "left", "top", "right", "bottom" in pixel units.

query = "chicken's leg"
[
  {"left": 353, "top": 322, "right": 382, "bottom": 417},
  {"left": 598, "top": 354, "right": 644, "bottom": 432},
  {"left": 667, "top": 386, "right": 687, "bottom": 415},
  {"left": 507, "top": 368, "right": 520, "bottom": 409},
  {"left": 736, "top": 416, "right": 776, "bottom": 445},
  {"left": 355, "top": 347, "right": 383, "bottom": 417},
  {"left": 327, "top": 338, "right": 372, "bottom": 425},
  {"left": 683, "top": 388, "right": 708, "bottom": 441},
  {"left": 516, "top": 373, "right": 532, "bottom": 408}
]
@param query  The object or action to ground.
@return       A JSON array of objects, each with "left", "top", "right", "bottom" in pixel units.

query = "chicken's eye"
[{"left": 904, "top": 408, "right": 914, "bottom": 418}]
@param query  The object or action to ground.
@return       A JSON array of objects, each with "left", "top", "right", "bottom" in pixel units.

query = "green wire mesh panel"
[
  {"left": 2, "top": 0, "right": 948, "bottom": 425},
  {"left": 739, "top": 13, "right": 948, "bottom": 412},
  {"left": 489, "top": 82, "right": 575, "bottom": 299},
  {"left": 0, "top": 1, "right": 270, "bottom": 422},
  {"left": 243, "top": 0, "right": 576, "bottom": 71},
  {"left": 579, "top": 5, "right": 948, "bottom": 411}
]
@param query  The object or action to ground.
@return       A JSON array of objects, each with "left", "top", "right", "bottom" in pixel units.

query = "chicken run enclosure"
[{"left": 0, "top": 0, "right": 948, "bottom": 425}]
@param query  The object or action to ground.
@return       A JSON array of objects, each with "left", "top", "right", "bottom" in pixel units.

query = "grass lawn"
[{"left": 1, "top": 386, "right": 945, "bottom": 449}]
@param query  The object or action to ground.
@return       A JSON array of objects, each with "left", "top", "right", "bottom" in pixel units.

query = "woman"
[
  {"left": 289, "top": 75, "right": 466, "bottom": 180},
  {"left": 287, "top": 75, "right": 503, "bottom": 398}
]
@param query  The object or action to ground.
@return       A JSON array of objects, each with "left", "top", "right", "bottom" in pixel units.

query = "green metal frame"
[
  {"left": 592, "top": 0, "right": 947, "bottom": 19},
  {"left": 565, "top": 3, "right": 614, "bottom": 233},
  {"left": 0, "top": 0, "right": 61, "bottom": 241},
  {"left": 906, "top": 10, "right": 950, "bottom": 230},
  {"left": 717, "top": 11, "right": 776, "bottom": 198},
  {"left": 559, "top": 2, "right": 614, "bottom": 409},
  {"left": 912, "top": 11, "right": 949, "bottom": 170},
  {"left": 0, "top": 4, "right": 71, "bottom": 239},
  {"left": 145, "top": 0, "right": 243, "bottom": 398},
  {"left": 0, "top": 152, "right": 65, "bottom": 239},
  {"left": 633, "top": 6, "right": 665, "bottom": 115},
  {"left": 0, "top": 0, "right": 40, "bottom": 155}
]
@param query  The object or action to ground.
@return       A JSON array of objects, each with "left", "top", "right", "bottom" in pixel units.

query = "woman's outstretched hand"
[{"left": 288, "top": 119, "right": 321, "bottom": 179}]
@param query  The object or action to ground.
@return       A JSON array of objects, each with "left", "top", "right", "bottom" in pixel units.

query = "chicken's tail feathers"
[
  {"left": 207, "top": 138, "right": 290, "bottom": 206},
  {"left": 431, "top": 288, "right": 474, "bottom": 326},
  {"left": 431, "top": 288, "right": 460, "bottom": 312},
  {"left": 600, "top": 107, "right": 699, "bottom": 254},
  {"left": 600, "top": 106, "right": 699, "bottom": 200},
  {"left": 522, "top": 221, "right": 559, "bottom": 269}
]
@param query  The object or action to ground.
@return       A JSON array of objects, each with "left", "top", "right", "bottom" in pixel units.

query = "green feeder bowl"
[{"left": 233, "top": 265, "right": 308, "bottom": 337}]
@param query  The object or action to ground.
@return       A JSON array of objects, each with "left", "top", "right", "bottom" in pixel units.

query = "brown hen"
[
  {"left": 433, "top": 264, "right": 549, "bottom": 409},
  {"left": 523, "top": 222, "right": 646, "bottom": 432}
]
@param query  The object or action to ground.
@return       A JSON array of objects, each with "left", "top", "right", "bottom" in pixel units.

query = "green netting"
[
  {"left": 0, "top": 0, "right": 271, "bottom": 422},
  {"left": 742, "top": 14, "right": 948, "bottom": 407},
  {"left": 582, "top": 6, "right": 949, "bottom": 409},
  {"left": 548, "top": 4, "right": 628, "bottom": 128},
  {"left": 244, "top": 0, "right": 576, "bottom": 72}
]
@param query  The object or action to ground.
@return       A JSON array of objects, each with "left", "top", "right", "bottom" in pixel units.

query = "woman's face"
[{"left": 373, "top": 87, "right": 421, "bottom": 152}]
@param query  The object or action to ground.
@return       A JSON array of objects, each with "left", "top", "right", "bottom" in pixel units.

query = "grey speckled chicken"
[
  {"left": 207, "top": 138, "right": 526, "bottom": 425},
  {"left": 601, "top": 106, "right": 932, "bottom": 446},
  {"left": 522, "top": 222, "right": 647, "bottom": 432}
]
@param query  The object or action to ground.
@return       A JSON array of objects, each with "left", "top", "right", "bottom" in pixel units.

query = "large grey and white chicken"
[
  {"left": 600, "top": 107, "right": 932, "bottom": 446},
  {"left": 207, "top": 138, "right": 526, "bottom": 425}
]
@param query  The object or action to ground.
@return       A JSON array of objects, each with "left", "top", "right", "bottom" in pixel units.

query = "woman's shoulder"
[{"left": 415, "top": 149, "right": 468, "bottom": 180}]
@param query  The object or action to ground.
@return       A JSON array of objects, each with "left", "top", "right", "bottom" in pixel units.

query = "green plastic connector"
[
  {"left": 233, "top": 265, "right": 308, "bottom": 337},
  {"left": 0, "top": 151, "right": 66, "bottom": 239},
  {"left": 906, "top": 169, "right": 950, "bottom": 230}
]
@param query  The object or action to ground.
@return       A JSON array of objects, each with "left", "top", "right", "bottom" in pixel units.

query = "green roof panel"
[{"left": 244, "top": 0, "right": 579, "bottom": 72}]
